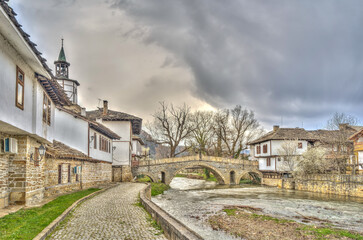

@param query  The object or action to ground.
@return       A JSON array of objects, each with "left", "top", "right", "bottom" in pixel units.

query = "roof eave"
[{"left": 0, "top": 4, "right": 51, "bottom": 79}]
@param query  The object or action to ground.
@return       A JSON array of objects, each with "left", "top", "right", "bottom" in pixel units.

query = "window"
[
  {"left": 256, "top": 145, "right": 261, "bottom": 154},
  {"left": 298, "top": 142, "right": 303, "bottom": 149},
  {"left": 266, "top": 158, "right": 271, "bottom": 166},
  {"left": 43, "top": 93, "right": 51, "bottom": 125},
  {"left": 15, "top": 66, "right": 25, "bottom": 110},
  {"left": 263, "top": 144, "right": 268, "bottom": 153},
  {"left": 99, "top": 135, "right": 110, "bottom": 152},
  {"left": 94, "top": 133, "right": 97, "bottom": 149}
]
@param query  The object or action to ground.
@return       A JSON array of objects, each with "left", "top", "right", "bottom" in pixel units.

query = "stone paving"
[{"left": 49, "top": 183, "right": 167, "bottom": 240}]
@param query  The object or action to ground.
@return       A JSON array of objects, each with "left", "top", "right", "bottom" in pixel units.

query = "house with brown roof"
[
  {"left": 249, "top": 126, "right": 316, "bottom": 175},
  {"left": 87, "top": 101, "right": 142, "bottom": 181},
  {"left": 0, "top": 0, "right": 73, "bottom": 208},
  {"left": 348, "top": 129, "right": 363, "bottom": 173},
  {"left": 249, "top": 124, "right": 362, "bottom": 185},
  {"left": 0, "top": 0, "right": 120, "bottom": 209}
]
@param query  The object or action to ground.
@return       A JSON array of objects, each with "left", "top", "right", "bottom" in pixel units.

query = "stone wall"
[
  {"left": 293, "top": 174, "right": 363, "bottom": 198},
  {"left": 0, "top": 135, "right": 46, "bottom": 207},
  {"left": 0, "top": 133, "right": 113, "bottom": 209},
  {"left": 140, "top": 184, "right": 203, "bottom": 240},
  {"left": 25, "top": 137, "right": 45, "bottom": 206},
  {"left": 112, "top": 166, "right": 122, "bottom": 182},
  {"left": 0, "top": 153, "right": 9, "bottom": 208},
  {"left": 280, "top": 178, "right": 295, "bottom": 189},
  {"left": 121, "top": 166, "right": 133, "bottom": 182},
  {"left": 44, "top": 158, "right": 111, "bottom": 198},
  {"left": 261, "top": 177, "right": 282, "bottom": 187},
  {"left": 112, "top": 166, "right": 133, "bottom": 182}
]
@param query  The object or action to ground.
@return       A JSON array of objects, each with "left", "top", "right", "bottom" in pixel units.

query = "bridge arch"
[
  {"left": 236, "top": 170, "right": 262, "bottom": 184},
  {"left": 135, "top": 172, "right": 158, "bottom": 183},
  {"left": 170, "top": 162, "right": 227, "bottom": 185}
]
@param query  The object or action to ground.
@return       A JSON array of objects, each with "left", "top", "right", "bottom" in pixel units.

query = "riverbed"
[{"left": 152, "top": 177, "right": 363, "bottom": 240}]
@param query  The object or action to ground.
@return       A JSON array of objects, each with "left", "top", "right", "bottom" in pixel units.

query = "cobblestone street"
[{"left": 49, "top": 183, "right": 167, "bottom": 240}]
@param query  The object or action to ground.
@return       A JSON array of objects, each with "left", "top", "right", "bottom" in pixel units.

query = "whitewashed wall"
[
  {"left": 253, "top": 141, "right": 271, "bottom": 157},
  {"left": 54, "top": 109, "right": 88, "bottom": 154},
  {"left": 0, "top": 32, "right": 54, "bottom": 142},
  {"left": 271, "top": 140, "right": 308, "bottom": 155},
  {"left": 102, "top": 121, "right": 131, "bottom": 141},
  {"left": 101, "top": 121, "right": 132, "bottom": 166},
  {"left": 89, "top": 128, "right": 112, "bottom": 162},
  {"left": 258, "top": 157, "right": 276, "bottom": 171},
  {"left": 33, "top": 83, "right": 55, "bottom": 142},
  {"left": 112, "top": 141, "right": 131, "bottom": 166}
]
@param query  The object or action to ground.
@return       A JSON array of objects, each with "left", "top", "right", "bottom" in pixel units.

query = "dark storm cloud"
[
  {"left": 109, "top": 0, "right": 363, "bottom": 128},
  {"left": 11, "top": 0, "right": 363, "bottom": 129}
]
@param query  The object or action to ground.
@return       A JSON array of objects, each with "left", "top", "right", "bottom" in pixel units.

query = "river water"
[{"left": 152, "top": 177, "right": 363, "bottom": 240}]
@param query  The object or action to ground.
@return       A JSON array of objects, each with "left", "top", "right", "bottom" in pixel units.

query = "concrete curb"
[
  {"left": 140, "top": 183, "right": 203, "bottom": 240},
  {"left": 33, "top": 184, "right": 118, "bottom": 240}
]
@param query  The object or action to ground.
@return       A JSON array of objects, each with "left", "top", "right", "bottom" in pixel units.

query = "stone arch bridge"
[{"left": 132, "top": 156, "right": 261, "bottom": 185}]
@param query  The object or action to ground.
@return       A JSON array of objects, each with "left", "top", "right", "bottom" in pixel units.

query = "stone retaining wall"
[
  {"left": 44, "top": 158, "right": 111, "bottom": 198},
  {"left": 292, "top": 174, "right": 363, "bottom": 198},
  {"left": 140, "top": 184, "right": 203, "bottom": 240},
  {"left": 261, "top": 177, "right": 282, "bottom": 187}
]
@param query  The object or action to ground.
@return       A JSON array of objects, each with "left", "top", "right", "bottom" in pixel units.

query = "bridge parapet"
[{"left": 138, "top": 155, "right": 258, "bottom": 168}]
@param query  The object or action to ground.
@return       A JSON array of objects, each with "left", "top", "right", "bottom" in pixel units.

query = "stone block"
[{"left": 10, "top": 192, "right": 25, "bottom": 203}]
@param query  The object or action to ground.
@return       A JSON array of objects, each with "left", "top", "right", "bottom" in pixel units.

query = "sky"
[{"left": 9, "top": 0, "right": 363, "bottom": 130}]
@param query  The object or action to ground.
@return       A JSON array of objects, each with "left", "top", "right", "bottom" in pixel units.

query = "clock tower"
[{"left": 54, "top": 39, "right": 79, "bottom": 104}]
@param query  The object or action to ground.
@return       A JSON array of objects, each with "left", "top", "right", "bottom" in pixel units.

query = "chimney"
[
  {"left": 339, "top": 123, "right": 348, "bottom": 131},
  {"left": 273, "top": 125, "right": 279, "bottom": 131},
  {"left": 103, "top": 100, "right": 108, "bottom": 115},
  {"left": 81, "top": 107, "right": 86, "bottom": 117}
]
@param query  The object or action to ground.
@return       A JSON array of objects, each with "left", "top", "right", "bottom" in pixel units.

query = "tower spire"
[
  {"left": 54, "top": 39, "right": 78, "bottom": 104},
  {"left": 58, "top": 38, "right": 67, "bottom": 62}
]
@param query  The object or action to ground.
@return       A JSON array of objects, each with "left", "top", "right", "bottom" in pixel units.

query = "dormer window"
[{"left": 15, "top": 66, "right": 24, "bottom": 110}]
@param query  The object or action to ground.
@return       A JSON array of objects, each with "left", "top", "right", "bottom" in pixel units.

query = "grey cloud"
[
  {"left": 11, "top": 0, "right": 363, "bottom": 129},
  {"left": 110, "top": 0, "right": 363, "bottom": 127}
]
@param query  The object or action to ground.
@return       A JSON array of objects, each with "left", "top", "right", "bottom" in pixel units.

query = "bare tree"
[
  {"left": 187, "top": 111, "right": 215, "bottom": 155},
  {"left": 323, "top": 112, "right": 360, "bottom": 173},
  {"left": 147, "top": 102, "right": 194, "bottom": 158},
  {"left": 213, "top": 105, "right": 261, "bottom": 158},
  {"left": 277, "top": 140, "right": 299, "bottom": 172},
  {"left": 326, "top": 112, "right": 359, "bottom": 130},
  {"left": 296, "top": 146, "right": 327, "bottom": 175}
]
